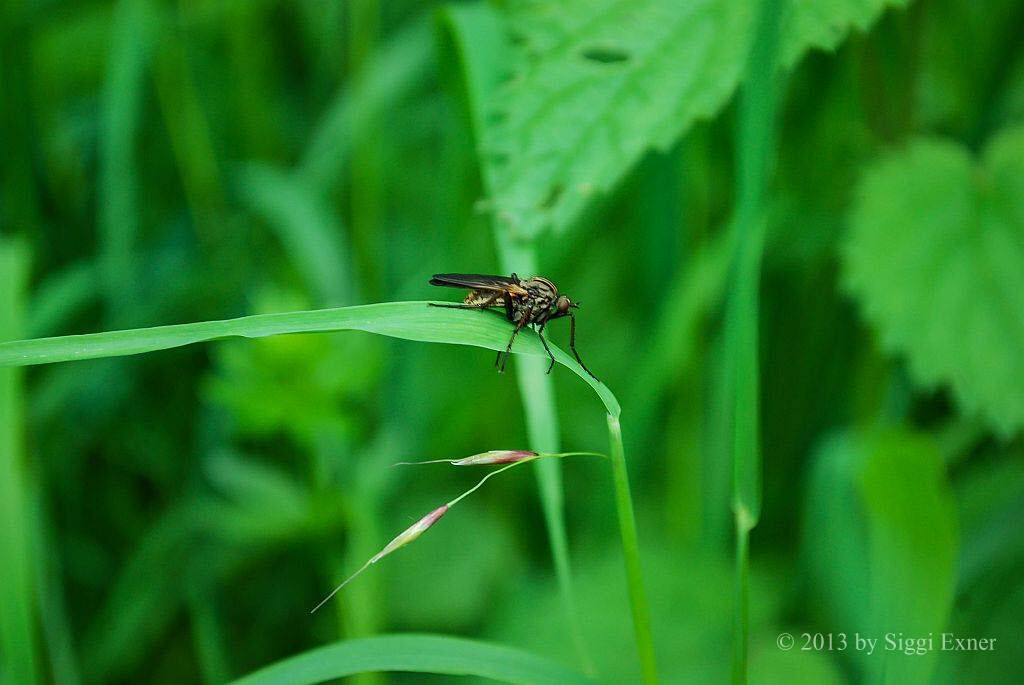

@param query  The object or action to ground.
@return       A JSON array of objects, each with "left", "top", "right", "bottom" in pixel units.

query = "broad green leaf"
[
  {"left": 229, "top": 634, "right": 595, "bottom": 685},
  {"left": 482, "top": 0, "right": 907, "bottom": 238},
  {"left": 802, "top": 433, "right": 870, "bottom": 639},
  {"left": 951, "top": 451, "right": 1024, "bottom": 589},
  {"left": 0, "top": 302, "right": 619, "bottom": 416},
  {"left": 860, "top": 429, "right": 958, "bottom": 683},
  {"left": 802, "top": 428, "right": 958, "bottom": 682},
  {"left": 843, "top": 128, "right": 1024, "bottom": 437}
]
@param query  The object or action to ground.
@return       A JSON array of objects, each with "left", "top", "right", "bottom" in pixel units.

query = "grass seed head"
[
  {"left": 311, "top": 504, "right": 449, "bottom": 612},
  {"left": 370, "top": 504, "right": 449, "bottom": 563},
  {"left": 452, "top": 450, "right": 538, "bottom": 465}
]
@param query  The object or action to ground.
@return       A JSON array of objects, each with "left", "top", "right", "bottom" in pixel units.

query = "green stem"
[
  {"left": 446, "top": 460, "right": 533, "bottom": 507},
  {"left": 0, "top": 240, "right": 39, "bottom": 685},
  {"left": 444, "top": 453, "right": 606, "bottom": 503},
  {"left": 496, "top": 237, "right": 593, "bottom": 673},
  {"left": 731, "top": 511, "right": 753, "bottom": 684},
  {"left": 545, "top": 452, "right": 607, "bottom": 460},
  {"left": 727, "top": 1, "right": 784, "bottom": 682},
  {"left": 607, "top": 415, "right": 658, "bottom": 684}
]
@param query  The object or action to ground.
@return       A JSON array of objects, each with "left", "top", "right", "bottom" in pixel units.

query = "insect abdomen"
[{"left": 464, "top": 289, "right": 504, "bottom": 306}]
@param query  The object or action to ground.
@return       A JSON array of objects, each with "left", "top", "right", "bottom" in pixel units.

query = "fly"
[{"left": 428, "top": 273, "right": 597, "bottom": 380}]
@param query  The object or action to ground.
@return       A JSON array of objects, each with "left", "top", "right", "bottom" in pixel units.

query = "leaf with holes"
[
  {"left": 843, "top": 127, "right": 1024, "bottom": 437},
  {"left": 481, "top": 0, "right": 907, "bottom": 238}
]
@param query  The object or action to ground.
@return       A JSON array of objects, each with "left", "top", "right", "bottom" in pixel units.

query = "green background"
[{"left": 2, "top": 0, "right": 1023, "bottom": 683}]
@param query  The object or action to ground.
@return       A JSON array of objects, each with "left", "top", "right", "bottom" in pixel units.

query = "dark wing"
[{"left": 429, "top": 273, "right": 525, "bottom": 294}]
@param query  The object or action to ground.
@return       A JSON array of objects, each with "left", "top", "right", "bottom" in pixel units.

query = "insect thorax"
[{"left": 523, "top": 277, "right": 557, "bottom": 309}]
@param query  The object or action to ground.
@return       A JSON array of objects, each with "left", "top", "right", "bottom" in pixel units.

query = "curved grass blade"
[
  {"left": 0, "top": 301, "right": 619, "bottom": 416},
  {"left": 228, "top": 634, "right": 595, "bottom": 685}
]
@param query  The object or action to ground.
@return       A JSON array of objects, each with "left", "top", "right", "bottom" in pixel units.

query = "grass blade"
[
  {"left": 153, "top": 32, "right": 226, "bottom": 238},
  {"left": 0, "top": 239, "right": 39, "bottom": 685},
  {"left": 0, "top": 301, "right": 618, "bottom": 415},
  {"left": 26, "top": 261, "right": 99, "bottom": 339},
  {"left": 228, "top": 634, "right": 596, "bottom": 685},
  {"left": 440, "top": 6, "right": 595, "bottom": 670},
  {"left": 236, "top": 163, "right": 352, "bottom": 306},
  {"left": 726, "top": 1, "right": 784, "bottom": 682},
  {"left": 607, "top": 415, "right": 658, "bottom": 684},
  {"left": 98, "top": 0, "right": 158, "bottom": 318},
  {"left": 498, "top": 243, "right": 592, "bottom": 672},
  {"left": 30, "top": 496, "right": 82, "bottom": 685},
  {"left": 188, "top": 585, "right": 231, "bottom": 685},
  {"left": 298, "top": 19, "right": 432, "bottom": 194},
  {"left": 81, "top": 504, "right": 203, "bottom": 682}
]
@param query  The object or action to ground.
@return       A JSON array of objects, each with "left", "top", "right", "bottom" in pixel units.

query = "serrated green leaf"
[
  {"left": 844, "top": 128, "right": 1024, "bottom": 437},
  {"left": 482, "top": 0, "right": 906, "bottom": 238}
]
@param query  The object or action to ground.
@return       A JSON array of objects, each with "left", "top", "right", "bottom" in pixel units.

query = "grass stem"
[
  {"left": 0, "top": 240, "right": 39, "bottom": 685},
  {"left": 727, "top": 1, "right": 784, "bottom": 681},
  {"left": 607, "top": 415, "right": 659, "bottom": 684},
  {"left": 496, "top": 239, "right": 594, "bottom": 673},
  {"left": 731, "top": 509, "right": 753, "bottom": 684}
]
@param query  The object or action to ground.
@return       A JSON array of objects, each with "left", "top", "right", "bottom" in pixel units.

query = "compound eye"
[{"left": 556, "top": 297, "right": 571, "bottom": 313}]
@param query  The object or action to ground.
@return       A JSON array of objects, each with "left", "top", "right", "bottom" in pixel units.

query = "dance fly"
[{"left": 428, "top": 273, "right": 597, "bottom": 379}]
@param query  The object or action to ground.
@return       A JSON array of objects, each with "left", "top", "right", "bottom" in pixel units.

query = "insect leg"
[
  {"left": 428, "top": 303, "right": 492, "bottom": 310},
  {"left": 499, "top": 320, "right": 526, "bottom": 373},
  {"left": 536, "top": 323, "right": 556, "bottom": 374},
  {"left": 569, "top": 313, "right": 598, "bottom": 380}
]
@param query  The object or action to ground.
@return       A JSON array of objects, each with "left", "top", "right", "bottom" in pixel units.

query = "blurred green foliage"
[
  {"left": 1, "top": 0, "right": 1023, "bottom": 683},
  {"left": 844, "top": 129, "right": 1024, "bottom": 437}
]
